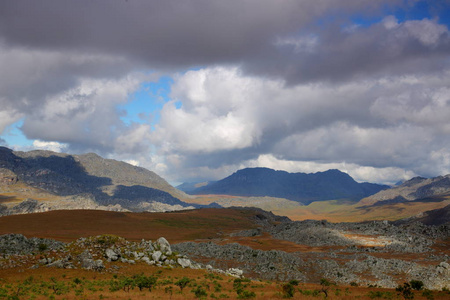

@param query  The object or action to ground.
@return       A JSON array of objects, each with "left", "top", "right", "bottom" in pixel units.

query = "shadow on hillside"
[
  {"left": 19, "top": 154, "right": 112, "bottom": 197},
  {"left": 111, "top": 185, "right": 189, "bottom": 206},
  {"left": 0, "top": 148, "right": 190, "bottom": 208}
]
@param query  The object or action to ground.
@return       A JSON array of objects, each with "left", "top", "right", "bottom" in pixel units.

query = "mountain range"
[
  {"left": 179, "top": 167, "right": 389, "bottom": 205},
  {"left": 1, "top": 146, "right": 450, "bottom": 221}
]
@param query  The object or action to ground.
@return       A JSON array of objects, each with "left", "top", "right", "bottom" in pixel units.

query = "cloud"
[
  {"left": 150, "top": 64, "right": 450, "bottom": 183},
  {"left": 1, "top": 1, "right": 449, "bottom": 185},
  {"left": 19, "top": 73, "right": 154, "bottom": 155},
  {"left": 32, "top": 140, "right": 68, "bottom": 153},
  {"left": 0, "top": 137, "right": 7, "bottom": 146},
  {"left": 247, "top": 17, "right": 450, "bottom": 84}
]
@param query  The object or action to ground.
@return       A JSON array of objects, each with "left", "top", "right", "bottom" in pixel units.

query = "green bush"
[
  {"left": 175, "top": 277, "right": 191, "bottom": 292},
  {"left": 192, "top": 286, "right": 208, "bottom": 298},
  {"left": 422, "top": 289, "right": 434, "bottom": 300}
]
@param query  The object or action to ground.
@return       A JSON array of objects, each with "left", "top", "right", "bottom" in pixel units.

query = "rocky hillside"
[
  {"left": 1, "top": 207, "right": 449, "bottom": 290},
  {"left": 394, "top": 204, "right": 450, "bottom": 226},
  {"left": 0, "top": 146, "right": 195, "bottom": 214},
  {"left": 360, "top": 174, "right": 450, "bottom": 206},
  {"left": 184, "top": 168, "right": 389, "bottom": 204}
]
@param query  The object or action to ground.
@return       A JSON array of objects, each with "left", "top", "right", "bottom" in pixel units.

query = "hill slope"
[
  {"left": 360, "top": 174, "right": 450, "bottom": 205},
  {"left": 187, "top": 167, "right": 388, "bottom": 205},
  {"left": 0, "top": 146, "right": 192, "bottom": 213}
]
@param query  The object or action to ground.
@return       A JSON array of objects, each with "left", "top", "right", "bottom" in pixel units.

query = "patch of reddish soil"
[{"left": 0, "top": 208, "right": 257, "bottom": 243}]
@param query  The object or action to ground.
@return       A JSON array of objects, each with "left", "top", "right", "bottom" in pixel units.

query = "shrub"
[
  {"left": 409, "top": 280, "right": 424, "bottom": 291},
  {"left": 192, "top": 286, "right": 208, "bottom": 298},
  {"left": 237, "top": 289, "right": 256, "bottom": 299},
  {"left": 422, "top": 289, "right": 434, "bottom": 300},
  {"left": 133, "top": 274, "right": 157, "bottom": 291},
  {"left": 38, "top": 243, "right": 48, "bottom": 252},
  {"left": 175, "top": 277, "right": 191, "bottom": 292},
  {"left": 281, "top": 280, "right": 299, "bottom": 298},
  {"left": 396, "top": 282, "right": 414, "bottom": 300},
  {"left": 320, "top": 278, "right": 332, "bottom": 298}
]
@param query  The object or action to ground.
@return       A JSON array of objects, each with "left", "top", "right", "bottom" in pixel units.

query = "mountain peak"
[{"left": 188, "top": 167, "right": 388, "bottom": 204}]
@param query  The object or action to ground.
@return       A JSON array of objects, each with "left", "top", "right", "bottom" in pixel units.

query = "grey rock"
[
  {"left": 156, "top": 237, "right": 172, "bottom": 255},
  {"left": 105, "top": 248, "right": 120, "bottom": 261},
  {"left": 177, "top": 258, "right": 192, "bottom": 268},
  {"left": 227, "top": 268, "right": 243, "bottom": 277},
  {"left": 81, "top": 258, "right": 104, "bottom": 271},
  {"left": 152, "top": 250, "right": 162, "bottom": 262}
]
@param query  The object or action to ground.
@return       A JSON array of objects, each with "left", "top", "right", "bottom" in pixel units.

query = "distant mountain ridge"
[
  {"left": 0, "top": 146, "right": 194, "bottom": 213},
  {"left": 181, "top": 167, "right": 389, "bottom": 205},
  {"left": 360, "top": 174, "right": 450, "bottom": 205}
]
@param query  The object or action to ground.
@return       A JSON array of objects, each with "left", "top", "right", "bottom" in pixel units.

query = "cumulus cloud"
[
  {"left": 19, "top": 73, "right": 155, "bottom": 154},
  {"left": 32, "top": 140, "right": 68, "bottom": 153},
  {"left": 150, "top": 64, "right": 450, "bottom": 183}
]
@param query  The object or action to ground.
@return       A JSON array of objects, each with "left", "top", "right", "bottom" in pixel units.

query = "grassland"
[
  {"left": 187, "top": 195, "right": 450, "bottom": 223},
  {"left": 0, "top": 208, "right": 258, "bottom": 243},
  {"left": 1, "top": 264, "right": 449, "bottom": 300}
]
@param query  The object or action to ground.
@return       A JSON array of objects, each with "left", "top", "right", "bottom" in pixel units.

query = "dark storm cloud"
[
  {"left": 0, "top": 0, "right": 402, "bottom": 74},
  {"left": 245, "top": 17, "right": 450, "bottom": 84}
]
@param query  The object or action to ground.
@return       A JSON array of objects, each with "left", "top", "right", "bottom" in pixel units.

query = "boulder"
[
  {"left": 227, "top": 268, "right": 244, "bottom": 278},
  {"left": 105, "top": 248, "right": 120, "bottom": 261},
  {"left": 177, "top": 258, "right": 192, "bottom": 268},
  {"left": 81, "top": 259, "right": 104, "bottom": 271},
  {"left": 152, "top": 250, "right": 162, "bottom": 262},
  {"left": 156, "top": 237, "right": 172, "bottom": 255}
]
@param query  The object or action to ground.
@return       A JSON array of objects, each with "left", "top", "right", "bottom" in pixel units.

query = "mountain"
[
  {"left": 185, "top": 167, "right": 389, "bottom": 205},
  {"left": 177, "top": 181, "right": 214, "bottom": 193},
  {"left": 0, "top": 146, "right": 194, "bottom": 214},
  {"left": 360, "top": 174, "right": 450, "bottom": 206},
  {"left": 394, "top": 204, "right": 450, "bottom": 226}
]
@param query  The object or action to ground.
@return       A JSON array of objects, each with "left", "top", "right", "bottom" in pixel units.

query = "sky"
[{"left": 0, "top": 0, "right": 450, "bottom": 185}]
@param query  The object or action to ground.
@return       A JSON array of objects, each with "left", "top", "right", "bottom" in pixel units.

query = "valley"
[{"left": 1, "top": 147, "right": 449, "bottom": 298}]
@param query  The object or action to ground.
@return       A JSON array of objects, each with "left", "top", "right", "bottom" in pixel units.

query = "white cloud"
[
  {"left": 32, "top": 140, "right": 68, "bottom": 153},
  {"left": 150, "top": 64, "right": 450, "bottom": 183}
]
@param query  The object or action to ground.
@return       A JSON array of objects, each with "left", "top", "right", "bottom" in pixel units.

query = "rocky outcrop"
[
  {"left": 0, "top": 233, "right": 64, "bottom": 255},
  {"left": 173, "top": 242, "right": 307, "bottom": 282}
]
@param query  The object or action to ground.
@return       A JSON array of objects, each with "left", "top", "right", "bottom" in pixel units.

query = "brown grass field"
[
  {"left": 0, "top": 208, "right": 258, "bottom": 243},
  {"left": 1, "top": 263, "right": 449, "bottom": 300},
  {"left": 1, "top": 208, "right": 449, "bottom": 299}
]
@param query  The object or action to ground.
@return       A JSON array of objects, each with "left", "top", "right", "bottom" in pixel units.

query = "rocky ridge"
[
  {"left": 361, "top": 174, "right": 450, "bottom": 205},
  {"left": 0, "top": 147, "right": 198, "bottom": 215},
  {"left": 0, "top": 234, "right": 243, "bottom": 278}
]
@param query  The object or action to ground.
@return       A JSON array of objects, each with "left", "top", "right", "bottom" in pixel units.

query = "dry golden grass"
[{"left": 183, "top": 194, "right": 450, "bottom": 223}]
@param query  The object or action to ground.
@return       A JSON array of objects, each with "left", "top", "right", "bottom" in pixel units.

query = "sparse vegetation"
[{"left": 396, "top": 282, "right": 414, "bottom": 300}]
